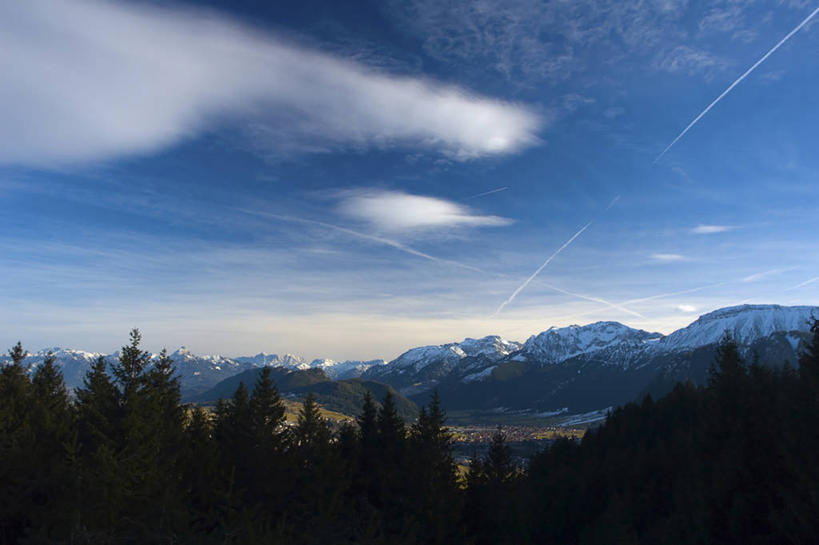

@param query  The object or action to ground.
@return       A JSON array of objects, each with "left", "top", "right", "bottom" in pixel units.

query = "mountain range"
[{"left": 3, "top": 304, "right": 816, "bottom": 416}]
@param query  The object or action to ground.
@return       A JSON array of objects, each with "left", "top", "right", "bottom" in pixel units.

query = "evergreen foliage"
[{"left": 2, "top": 330, "right": 819, "bottom": 543}]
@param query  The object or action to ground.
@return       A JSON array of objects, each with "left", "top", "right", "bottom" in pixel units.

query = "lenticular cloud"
[
  {"left": 0, "top": 0, "right": 542, "bottom": 167},
  {"left": 338, "top": 190, "right": 512, "bottom": 232}
]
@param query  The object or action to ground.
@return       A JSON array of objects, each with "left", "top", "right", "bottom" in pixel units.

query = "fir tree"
[
  {"left": 295, "top": 392, "right": 331, "bottom": 453},
  {"left": 249, "top": 367, "right": 286, "bottom": 442},
  {"left": 409, "top": 390, "right": 460, "bottom": 543},
  {"left": 357, "top": 390, "right": 378, "bottom": 450},
  {"left": 0, "top": 342, "right": 32, "bottom": 542},
  {"left": 28, "top": 352, "right": 75, "bottom": 540},
  {"left": 111, "top": 328, "right": 150, "bottom": 394},
  {"left": 799, "top": 318, "right": 819, "bottom": 391}
]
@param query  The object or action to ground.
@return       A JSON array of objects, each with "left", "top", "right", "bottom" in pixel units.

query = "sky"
[{"left": 1, "top": 0, "right": 818, "bottom": 360}]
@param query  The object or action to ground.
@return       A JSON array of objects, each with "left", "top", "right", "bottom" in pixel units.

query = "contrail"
[
  {"left": 492, "top": 222, "right": 591, "bottom": 316},
  {"left": 241, "top": 209, "right": 489, "bottom": 275},
  {"left": 621, "top": 280, "right": 730, "bottom": 305},
  {"left": 654, "top": 4, "right": 819, "bottom": 163},
  {"left": 542, "top": 282, "right": 646, "bottom": 319},
  {"left": 464, "top": 186, "right": 509, "bottom": 200},
  {"left": 785, "top": 276, "right": 819, "bottom": 291},
  {"left": 605, "top": 195, "right": 621, "bottom": 211}
]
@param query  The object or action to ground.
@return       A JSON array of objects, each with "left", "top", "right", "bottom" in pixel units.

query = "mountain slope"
[
  {"left": 193, "top": 368, "right": 418, "bottom": 420},
  {"left": 410, "top": 305, "right": 818, "bottom": 414}
]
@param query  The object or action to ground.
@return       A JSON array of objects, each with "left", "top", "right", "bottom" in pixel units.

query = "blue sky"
[{"left": 1, "top": 0, "right": 818, "bottom": 359}]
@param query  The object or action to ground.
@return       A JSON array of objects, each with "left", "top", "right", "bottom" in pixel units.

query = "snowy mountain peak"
[
  {"left": 387, "top": 335, "right": 521, "bottom": 373},
  {"left": 521, "top": 321, "right": 662, "bottom": 364},
  {"left": 309, "top": 358, "right": 385, "bottom": 380},
  {"left": 657, "top": 304, "right": 819, "bottom": 352}
]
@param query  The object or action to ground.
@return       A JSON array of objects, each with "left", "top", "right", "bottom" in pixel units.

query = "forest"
[{"left": 2, "top": 324, "right": 819, "bottom": 544}]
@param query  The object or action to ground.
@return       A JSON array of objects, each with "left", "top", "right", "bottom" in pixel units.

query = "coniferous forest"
[{"left": 2, "top": 325, "right": 819, "bottom": 544}]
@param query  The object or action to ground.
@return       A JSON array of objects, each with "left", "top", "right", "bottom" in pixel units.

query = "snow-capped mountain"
[
  {"left": 4, "top": 304, "right": 816, "bottom": 413},
  {"left": 383, "top": 335, "right": 521, "bottom": 373},
  {"left": 419, "top": 304, "right": 819, "bottom": 414},
  {"left": 516, "top": 322, "right": 662, "bottom": 364},
  {"left": 0, "top": 344, "right": 385, "bottom": 398},
  {"left": 307, "top": 358, "right": 385, "bottom": 380},
  {"left": 234, "top": 352, "right": 309, "bottom": 369},
  {"left": 653, "top": 305, "right": 816, "bottom": 352},
  {"left": 363, "top": 335, "right": 521, "bottom": 392},
  {"left": 2, "top": 347, "right": 105, "bottom": 391}
]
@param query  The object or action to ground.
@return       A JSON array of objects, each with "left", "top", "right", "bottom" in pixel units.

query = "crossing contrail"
[
  {"left": 241, "top": 209, "right": 490, "bottom": 275},
  {"left": 654, "top": 4, "right": 819, "bottom": 163},
  {"left": 542, "top": 282, "right": 646, "bottom": 319},
  {"left": 464, "top": 186, "right": 509, "bottom": 200},
  {"left": 492, "top": 222, "right": 591, "bottom": 316}
]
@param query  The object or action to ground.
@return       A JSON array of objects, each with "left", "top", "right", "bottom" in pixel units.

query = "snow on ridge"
[
  {"left": 388, "top": 335, "right": 521, "bottom": 373},
  {"left": 308, "top": 358, "right": 385, "bottom": 379},
  {"left": 656, "top": 304, "right": 818, "bottom": 352},
  {"left": 521, "top": 321, "right": 661, "bottom": 364},
  {"left": 462, "top": 365, "right": 497, "bottom": 383}
]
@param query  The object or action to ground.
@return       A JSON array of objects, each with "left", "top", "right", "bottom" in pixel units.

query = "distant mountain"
[
  {"left": 4, "top": 304, "right": 815, "bottom": 418},
  {"left": 363, "top": 335, "right": 521, "bottom": 395},
  {"left": 399, "top": 305, "right": 817, "bottom": 414},
  {"left": 306, "top": 358, "right": 386, "bottom": 380},
  {"left": 515, "top": 321, "right": 662, "bottom": 363},
  {"left": 0, "top": 345, "right": 383, "bottom": 399}
]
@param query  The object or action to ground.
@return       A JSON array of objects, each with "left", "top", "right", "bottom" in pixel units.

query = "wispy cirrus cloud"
[
  {"left": 650, "top": 253, "right": 688, "bottom": 263},
  {"left": 676, "top": 304, "right": 698, "bottom": 313},
  {"left": 385, "top": 0, "right": 722, "bottom": 85},
  {"left": 690, "top": 224, "right": 735, "bottom": 234},
  {"left": 654, "top": 45, "right": 731, "bottom": 76},
  {"left": 698, "top": 6, "right": 744, "bottom": 34},
  {"left": 338, "top": 190, "right": 512, "bottom": 233},
  {"left": 0, "top": 0, "right": 542, "bottom": 167}
]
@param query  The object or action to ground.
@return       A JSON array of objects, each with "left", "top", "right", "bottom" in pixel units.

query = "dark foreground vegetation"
[{"left": 2, "top": 325, "right": 819, "bottom": 544}]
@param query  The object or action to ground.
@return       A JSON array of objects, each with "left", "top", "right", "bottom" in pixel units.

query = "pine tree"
[
  {"left": 143, "top": 348, "right": 187, "bottom": 538},
  {"left": 183, "top": 407, "right": 220, "bottom": 536},
  {"left": 295, "top": 392, "right": 331, "bottom": 454},
  {"left": 377, "top": 391, "right": 405, "bottom": 452},
  {"left": 708, "top": 332, "right": 746, "bottom": 388},
  {"left": 0, "top": 342, "right": 32, "bottom": 542},
  {"left": 28, "top": 352, "right": 76, "bottom": 541},
  {"left": 75, "top": 355, "right": 120, "bottom": 448},
  {"left": 409, "top": 390, "right": 460, "bottom": 543},
  {"left": 249, "top": 367, "right": 286, "bottom": 442},
  {"left": 484, "top": 426, "right": 515, "bottom": 485},
  {"left": 112, "top": 328, "right": 150, "bottom": 394},
  {"left": 799, "top": 318, "right": 819, "bottom": 391},
  {"left": 8, "top": 341, "right": 27, "bottom": 365},
  {"left": 357, "top": 390, "right": 378, "bottom": 450}
]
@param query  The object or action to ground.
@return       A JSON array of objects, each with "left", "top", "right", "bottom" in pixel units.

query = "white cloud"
[
  {"left": 338, "top": 190, "right": 512, "bottom": 232},
  {"left": 676, "top": 304, "right": 697, "bottom": 313},
  {"left": 650, "top": 253, "right": 687, "bottom": 262},
  {"left": 0, "top": 0, "right": 542, "bottom": 167},
  {"left": 690, "top": 224, "right": 734, "bottom": 234}
]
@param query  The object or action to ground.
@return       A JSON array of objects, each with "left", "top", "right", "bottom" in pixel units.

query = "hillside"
[{"left": 193, "top": 367, "right": 418, "bottom": 421}]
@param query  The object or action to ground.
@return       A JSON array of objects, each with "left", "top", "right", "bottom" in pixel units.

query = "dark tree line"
[{"left": 2, "top": 324, "right": 819, "bottom": 544}]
